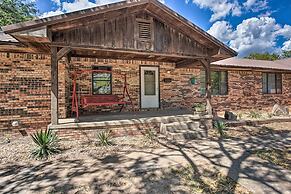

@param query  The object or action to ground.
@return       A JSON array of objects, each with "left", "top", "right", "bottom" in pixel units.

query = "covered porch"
[
  {"left": 1, "top": 0, "right": 236, "bottom": 134},
  {"left": 49, "top": 45, "right": 214, "bottom": 127}
]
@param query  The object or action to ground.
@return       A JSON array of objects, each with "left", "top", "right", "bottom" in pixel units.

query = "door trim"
[{"left": 139, "top": 65, "right": 160, "bottom": 109}]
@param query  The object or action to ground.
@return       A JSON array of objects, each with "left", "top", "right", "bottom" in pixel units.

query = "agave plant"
[
  {"left": 31, "top": 129, "right": 60, "bottom": 159},
  {"left": 214, "top": 120, "right": 227, "bottom": 137},
  {"left": 97, "top": 130, "right": 112, "bottom": 146}
]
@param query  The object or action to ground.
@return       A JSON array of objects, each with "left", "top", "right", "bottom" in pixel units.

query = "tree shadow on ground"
[
  {"left": 0, "top": 127, "right": 290, "bottom": 193},
  {"left": 174, "top": 126, "right": 291, "bottom": 194}
]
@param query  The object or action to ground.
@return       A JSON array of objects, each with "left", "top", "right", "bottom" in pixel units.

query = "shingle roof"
[
  {"left": 211, "top": 57, "right": 291, "bottom": 71},
  {"left": 276, "top": 58, "right": 291, "bottom": 66}
]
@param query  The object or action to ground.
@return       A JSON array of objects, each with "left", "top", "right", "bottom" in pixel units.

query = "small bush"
[
  {"left": 31, "top": 129, "right": 60, "bottom": 160},
  {"left": 145, "top": 128, "right": 156, "bottom": 141},
  {"left": 97, "top": 130, "right": 112, "bottom": 146},
  {"left": 214, "top": 120, "right": 227, "bottom": 137},
  {"left": 248, "top": 110, "right": 262, "bottom": 119},
  {"left": 193, "top": 103, "right": 206, "bottom": 112}
]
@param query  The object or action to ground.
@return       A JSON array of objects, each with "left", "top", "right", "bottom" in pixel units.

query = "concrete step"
[{"left": 166, "top": 130, "right": 207, "bottom": 141}]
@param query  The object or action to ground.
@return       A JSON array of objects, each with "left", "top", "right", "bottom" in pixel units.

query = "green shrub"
[
  {"left": 214, "top": 120, "right": 227, "bottom": 137},
  {"left": 31, "top": 129, "right": 60, "bottom": 160},
  {"left": 145, "top": 128, "right": 156, "bottom": 141},
  {"left": 97, "top": 130, "right": 112, "bottom": 146},
  {"left": 248, "top": 110, "right": 262, "bottom": 119},
  {"left": 193, "top": 103, "right": 206, "bottom": 112}
]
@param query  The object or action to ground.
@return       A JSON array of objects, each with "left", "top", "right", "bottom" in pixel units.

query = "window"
[
  {"left": 262, "top": 73, "right": 282, "bottom": 94},
  {"left": 200, "top": 70, "right": 228, "bottom": 95},
  {"left": 92, "top": 66, "right": 112, "bottom": 95}
]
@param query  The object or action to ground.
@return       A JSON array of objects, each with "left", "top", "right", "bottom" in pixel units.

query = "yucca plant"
[
  {"left": 214, "top": 120, "right": 227, "bottom": 137},
  {"left": 31, "top": 129, "right": 60, "bottom": 160},
  {"left": 97, "top": 130, "right": 112, "bottom": 146}
]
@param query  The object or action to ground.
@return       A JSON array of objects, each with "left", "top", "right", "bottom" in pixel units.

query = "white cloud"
[
  {"left": 207, "top": 17, "right": 291, "bottom": 56},
  {"left": 40, "top": 9, "right": 64, "bottom": 18},
  {"left": 207, "top": 21, "right": 235, "bottom": 43},
  {"left": 277, "top": 24, "right": 291, "bottom": 39},
  {"left": 186, "top": 0, "right": 242, "bottom": 22},
  {"left": 187, "top": 0, "right": 270, "bottom": 22},
  {"left": 282, "top": 39, "right": 291, "bottom": 51},
  {"left": 51, "top": 0, "right": 61, "bottom": 6},
  {"left": 62, "top": 0, "right": 97, "bottom": 12},
  {"left": 243, "top": 0, "right": 268, "bottom": 12}
]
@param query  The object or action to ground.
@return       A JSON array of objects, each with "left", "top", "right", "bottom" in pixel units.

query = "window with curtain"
[
  {"left": 92, "top": 66, "right": 112, "bottom": 95},
  {"left": 262, "top": 73, "right": 282, "bottom": 94},
  {"left": 200, "top": 70, "right": 228, "bottom": 95}
]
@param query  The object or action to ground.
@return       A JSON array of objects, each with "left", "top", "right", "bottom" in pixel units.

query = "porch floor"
[{"left": 49, "top": 108, "right": 197, "bottom": 130}]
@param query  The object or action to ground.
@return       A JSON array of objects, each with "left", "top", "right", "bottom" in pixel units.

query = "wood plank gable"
[{"left": 51, "top": 10, "right": 208, "bottom": 58}]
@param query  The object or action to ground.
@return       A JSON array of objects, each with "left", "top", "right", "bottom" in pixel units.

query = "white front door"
[{"left": 140, "top": 66, "right": 160, "bottom": 109}]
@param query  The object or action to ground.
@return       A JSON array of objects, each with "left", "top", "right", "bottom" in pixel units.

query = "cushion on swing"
[{"left": 81, "top": 95, "right": 126, "bottom": 108}]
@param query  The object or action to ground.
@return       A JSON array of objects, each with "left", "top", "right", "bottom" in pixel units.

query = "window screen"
[{"left": 144, "top": 70, "right": 156, "bottom": 95}]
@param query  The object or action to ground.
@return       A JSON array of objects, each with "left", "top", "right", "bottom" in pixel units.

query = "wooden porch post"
[
  {"left": 51, "top": 46, "right": 59, "bottom": 125},
  {"left": 201, "top": 59, "right": 213, "bottom": 115}
]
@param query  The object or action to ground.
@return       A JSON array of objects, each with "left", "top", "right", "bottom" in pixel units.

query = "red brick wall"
[
  {"left": 66, "top": 57, "right": 202, "bottom": 114},
  {"left": 0, "top": 52, "right": 51, "bottom": 136},
  {"left": 212, "top": 70, "right": 291, "bottom": 112},
  {"left": 1, "top": 52, "right": 291, "bottom": 137}
]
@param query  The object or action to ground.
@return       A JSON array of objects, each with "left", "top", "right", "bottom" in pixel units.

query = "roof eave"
[{"left": 2, "top": 0, "right": 149, "bottom": 34}]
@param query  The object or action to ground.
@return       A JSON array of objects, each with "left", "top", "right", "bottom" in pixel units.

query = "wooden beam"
[
  {"left": 201, "top": 59, "right": 213, "bottom": 116},
  {"left": 51, "top": 43, "right": 207, "bottom": 60},
  {"left": 51, "top": 46, "right": 59, "bottom": 125},
  {"left": 57, "top": 47, "right": 72, "bottom": 61}
]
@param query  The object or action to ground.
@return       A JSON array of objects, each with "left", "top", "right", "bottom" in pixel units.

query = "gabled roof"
[
  {"left": 1, "top": 0, "right": 237, "bottom": 57},
  {"left": 212, "top": 57, "right": 291, "bottom": 71}
]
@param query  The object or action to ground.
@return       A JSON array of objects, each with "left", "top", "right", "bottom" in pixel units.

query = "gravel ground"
[{"left": 0, "top": 135, "right": 161, "bottom": 164}]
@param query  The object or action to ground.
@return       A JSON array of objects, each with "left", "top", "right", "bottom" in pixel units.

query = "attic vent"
[{"left": 138, "top": 22, "right": 151, "bottom": 40}]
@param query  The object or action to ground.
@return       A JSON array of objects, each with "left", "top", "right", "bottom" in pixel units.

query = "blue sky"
[{"left": 34, "top": 0, "right": 291, "bottom": 56}]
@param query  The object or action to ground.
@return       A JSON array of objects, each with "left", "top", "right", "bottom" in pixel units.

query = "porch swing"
[{"left": 71, "top": 69, "right": 134, "bottom": 120}]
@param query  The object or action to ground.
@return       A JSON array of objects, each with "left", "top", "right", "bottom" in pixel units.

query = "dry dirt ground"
[{"left": 0, "top": 122, "right": 290, "bottom": 194}]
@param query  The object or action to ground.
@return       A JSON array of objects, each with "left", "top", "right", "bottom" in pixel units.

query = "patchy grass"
[
  {"left": 171, "top": 166, "right": 251, "bottom": 194},
  {"left": 256, "top": 148, "right": 291, "bottom": 170}
]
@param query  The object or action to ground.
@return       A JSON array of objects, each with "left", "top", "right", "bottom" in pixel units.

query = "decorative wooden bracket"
[{"left": 57, "top": 47, "right": 72, "bottom": 61}]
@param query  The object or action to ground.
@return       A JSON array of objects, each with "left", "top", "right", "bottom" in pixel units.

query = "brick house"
[{"left": 0, "top": 0, "right": 290, "bottom": 137}]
